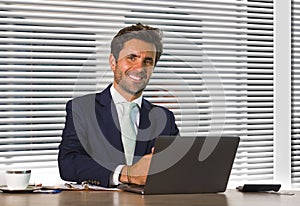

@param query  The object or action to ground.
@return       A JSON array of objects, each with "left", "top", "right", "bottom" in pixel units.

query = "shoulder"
[
  {"left": 66, "top": 93, "right": 97, "bottom": 107},
  {"left": 66, "top": 85, "right": 112, "bottom": 107},
  {"left": 142, "top": 98, "right": 174, "bottom": 115}
]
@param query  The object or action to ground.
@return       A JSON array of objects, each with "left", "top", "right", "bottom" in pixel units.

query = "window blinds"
[
  {"left": 0, "top": 0, "right": 276, "bottom": 186},
  {"left": 292, "top": 0, "right": 300, "bottom": 189}
]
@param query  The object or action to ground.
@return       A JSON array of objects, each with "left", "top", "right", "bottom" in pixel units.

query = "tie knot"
[
  {"left": 121, "top": 102, "right": 138, "bottom": 116},
  {"left": 129, "top": 102, "right": 138, "bottom": 112}
]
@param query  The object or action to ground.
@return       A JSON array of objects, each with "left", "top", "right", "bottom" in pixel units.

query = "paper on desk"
[{"left": 42, "top": 182, "right": 120, "bottom": 191}]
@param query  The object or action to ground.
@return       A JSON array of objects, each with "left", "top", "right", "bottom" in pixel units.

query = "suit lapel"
[
  {"left": 134, "top": 99, "right": 156, "bottom": 162},
  {"left": 95, "top": 85, "right": 124, "bottom": 154}
]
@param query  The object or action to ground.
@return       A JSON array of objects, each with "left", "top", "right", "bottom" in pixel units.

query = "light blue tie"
[{"left": 120, "top": 102, "right": 138, "bottom": 165}]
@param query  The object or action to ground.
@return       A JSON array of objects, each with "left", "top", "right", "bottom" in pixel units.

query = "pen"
[{"left": 34, "top": 189, "right": 62, "bottom": 194}]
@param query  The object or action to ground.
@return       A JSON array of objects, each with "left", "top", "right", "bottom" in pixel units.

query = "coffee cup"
[{"left": 5, "top": 170, "right": 31, "bottom": 190}]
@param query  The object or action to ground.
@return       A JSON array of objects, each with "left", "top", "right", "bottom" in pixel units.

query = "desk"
[{"left": 0, "top": 189, "right": 299, "bottom": 206}]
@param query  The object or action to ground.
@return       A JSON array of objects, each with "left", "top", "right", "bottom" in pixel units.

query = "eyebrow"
[
  {"left": 128, "top": 53, "right": 154, "bottom": 61},
  {"left": 128, "top": 53, "right": 139, "bottom": 58}
]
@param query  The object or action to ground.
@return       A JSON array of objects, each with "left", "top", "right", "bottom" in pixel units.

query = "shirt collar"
[{"left": 110, "top": 85, "right": 143, "bottom": 108}]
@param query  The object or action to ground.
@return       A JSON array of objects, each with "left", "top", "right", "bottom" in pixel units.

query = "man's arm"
[
  {"left": 119, "top": 107, "right": 179, "bottom": 185},
  {"left": 58, "top": 100, "right": 116, "bottom": 187},
  {"left": 119, "top": 148, "right": 154, "bottom": 185}
]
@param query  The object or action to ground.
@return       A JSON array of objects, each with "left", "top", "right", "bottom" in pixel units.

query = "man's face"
[{"left": 110, "top": 39, "right": 156, "bottom": 101}]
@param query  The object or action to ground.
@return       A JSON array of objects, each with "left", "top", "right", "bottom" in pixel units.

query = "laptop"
[{"left": 118, "top": 135, "right": 240, "bottom": 195}]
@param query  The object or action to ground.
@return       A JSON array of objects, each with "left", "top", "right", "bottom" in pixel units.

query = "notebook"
[{"left": 118, "top": 135, "right": 240, "bottom": 195}]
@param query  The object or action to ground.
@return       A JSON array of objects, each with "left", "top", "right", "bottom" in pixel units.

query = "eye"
[
  {"left": 144, "top": 58, "right": 154, "bottom": 66},
  {"left": 128, "top": 54, "right": 137, "bottom": 61}
]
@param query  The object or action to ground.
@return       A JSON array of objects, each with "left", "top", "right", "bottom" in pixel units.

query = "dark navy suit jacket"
[{"left": 58, "top": 84, "right": 179, "bottom": 187}]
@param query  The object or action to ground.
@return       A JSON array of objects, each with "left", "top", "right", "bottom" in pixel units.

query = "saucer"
[{"left": 0, "top": 186, "right": 42, "bottom": 193}]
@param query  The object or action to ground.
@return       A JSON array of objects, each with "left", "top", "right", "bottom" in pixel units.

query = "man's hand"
[{"left": 120, "top": 148, "right": 154, "bottom": 185}]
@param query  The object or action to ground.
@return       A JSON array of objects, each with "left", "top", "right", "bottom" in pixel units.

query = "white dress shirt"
[{"left": 110, "top": 86, "right": 142, "bottom": 185}]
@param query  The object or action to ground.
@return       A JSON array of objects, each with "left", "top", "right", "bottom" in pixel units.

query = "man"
[{"left": 58, "top": 23, "right": 179, "bottom": 188}]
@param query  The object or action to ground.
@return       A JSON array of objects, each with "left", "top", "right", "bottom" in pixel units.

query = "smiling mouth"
[
  {"left": 127, "top": 71, "right": 147, "bottom": 82},
  {"left": 129, "top": 74, "right": 142, "bottom": 81}
]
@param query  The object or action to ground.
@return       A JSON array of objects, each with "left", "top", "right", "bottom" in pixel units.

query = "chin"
[{"left": 129, "top": 87, "right": 144, "bottom": 96}]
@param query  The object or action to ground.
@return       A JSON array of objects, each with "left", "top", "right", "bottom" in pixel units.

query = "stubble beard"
[{"left": 114, "top": 69, "right": 148, "bottom": 97}]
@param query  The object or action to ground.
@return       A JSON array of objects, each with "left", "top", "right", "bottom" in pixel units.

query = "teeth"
[{"left": 129, "top": 74, "right": 141, "bottom": 81}]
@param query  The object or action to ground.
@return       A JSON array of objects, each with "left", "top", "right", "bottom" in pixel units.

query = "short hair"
[{"left": 110, "top": 23, "right": 163, "bottom": 65}]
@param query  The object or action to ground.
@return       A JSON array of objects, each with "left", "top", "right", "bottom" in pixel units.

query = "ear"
[{"left": 109, "top": 53, "right": 116, "bottom": 71}]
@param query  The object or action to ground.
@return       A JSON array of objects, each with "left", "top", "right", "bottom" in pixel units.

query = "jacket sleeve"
[
  {"left": 58, "top": 100, "right": 116, "bottom": 187},
  {"left": 158, "top": 106, "right": 180, "bottom": 136}
]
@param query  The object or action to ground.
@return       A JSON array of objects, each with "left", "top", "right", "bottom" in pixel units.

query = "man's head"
[
  {"left": 109, "top": 23, "right": 163, "bottom": 101},
  {"left": 110, "top": 23, "right": 163, "bottom": 65}
]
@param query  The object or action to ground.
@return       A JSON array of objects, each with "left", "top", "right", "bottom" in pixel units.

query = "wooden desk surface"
[{"left": 0, "top": 189, "right": 299, "bottom": 206}]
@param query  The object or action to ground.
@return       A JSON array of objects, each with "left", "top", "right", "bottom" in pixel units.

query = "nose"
[{"left": 132, "top": 58, "right": 144, "bottom": 70}]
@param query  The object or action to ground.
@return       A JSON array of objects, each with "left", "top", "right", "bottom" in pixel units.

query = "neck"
[{"left": 113, "top": 83, "right": 142, "bottom": 102}]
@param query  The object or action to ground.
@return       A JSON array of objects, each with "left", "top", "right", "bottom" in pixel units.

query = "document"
[{"left": 42, "top": 182, "right": 120, "bottom": 191}]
